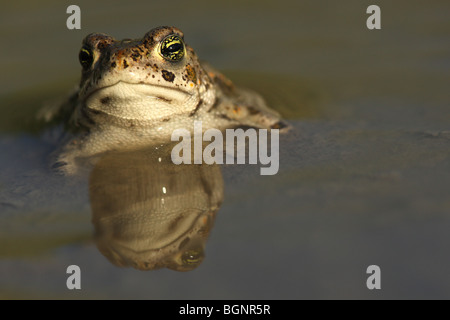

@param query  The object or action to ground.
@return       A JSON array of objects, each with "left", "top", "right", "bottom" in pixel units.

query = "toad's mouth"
[
  {"left": 84, "top": 81, "right": 193, "bottom": 104},
  {"left": 83, "top": 81, "right": 195, "bottom": 121}
]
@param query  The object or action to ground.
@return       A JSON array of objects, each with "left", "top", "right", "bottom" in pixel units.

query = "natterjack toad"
[{"left": 43, "top": 26, "right": 286, "bottom": 174}]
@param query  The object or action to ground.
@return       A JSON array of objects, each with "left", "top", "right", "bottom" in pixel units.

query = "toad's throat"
[{"left": 84, "top": 81, "right": 196, "bottom": 121}]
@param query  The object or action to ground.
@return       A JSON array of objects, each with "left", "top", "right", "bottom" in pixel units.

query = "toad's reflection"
[{"left": 88, "top": 146, "right": 223, "bottom": 271}]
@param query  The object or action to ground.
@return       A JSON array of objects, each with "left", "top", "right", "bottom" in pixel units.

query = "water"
[{"left": 0, "top": 0, "right": 449, "bottom": 299}]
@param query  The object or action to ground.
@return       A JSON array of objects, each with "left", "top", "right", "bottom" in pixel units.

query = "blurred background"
[{"left": 0, "top": 0, "right": 449, "bottom": 299}]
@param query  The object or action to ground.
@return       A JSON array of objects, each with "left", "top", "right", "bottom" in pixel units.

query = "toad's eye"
[
  {"left": 79, "top": 47, "right": 94, "bottom": 69},
  {"left": 160, "top": 35, "right": 185, "bottom": 61}
]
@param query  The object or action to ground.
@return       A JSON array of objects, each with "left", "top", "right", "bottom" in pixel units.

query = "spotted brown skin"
[
  {"left": 45, "top": 26, "right": 286, "bottom": 175},
  {"left": 161, "top": 70, "right": 175, "bottom": 82},
  {"left": 72, "top": 26, "right": 285, "bottom": 130},
  {"left": 185, "top": 64, "right": 197, "bottom": 83},
  {"left": 78, "top": 27, "right": 208, "bottom": 102}
]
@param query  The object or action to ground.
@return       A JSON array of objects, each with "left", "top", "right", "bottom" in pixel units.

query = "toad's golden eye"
[
  {"left": 160, "top": 35, "right": 185, "bottom": 61},
  {"left": 79, "top": 46, "right": 94, "bottom": 70}
]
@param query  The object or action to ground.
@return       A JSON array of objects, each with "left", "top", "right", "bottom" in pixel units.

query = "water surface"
[{"left": 0, "top": 0, "right": 449, "bottom": 299}]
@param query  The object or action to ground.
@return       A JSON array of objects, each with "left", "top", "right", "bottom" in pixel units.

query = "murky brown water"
[{"left": 0, "top": 0, "right": 449, "bottom": 299}]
